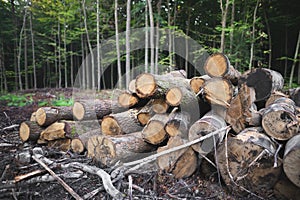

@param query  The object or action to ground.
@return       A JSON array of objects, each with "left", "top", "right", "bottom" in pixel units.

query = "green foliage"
[
  {"left": 0, "top": 93, "right": 33, "bottom": 107},
  {"left": 51, "top": 95, "right": 74, "bottom": 107}
]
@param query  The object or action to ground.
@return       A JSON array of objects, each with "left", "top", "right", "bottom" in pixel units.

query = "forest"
[{"left": 0, "top": 0, "right": 300, "bottom": 92}]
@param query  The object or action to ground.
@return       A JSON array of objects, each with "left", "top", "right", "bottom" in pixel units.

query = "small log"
[
  {"left": 157, "top": 136, "right": 197, "bottom": 179},
  {"left": 137, "top": 101, "right": 154, "bottom": 126},
  {"left": 19, "top": 121, "right": 44, "bottom": 142},
  {"left": 189, "top": 75, "right": 210, "bottom": 94},
  {"left": 265, "top": 91, "right": 288, "bottom": 107},
  {"left": 118, "top": 92, "right": 139, "bottom": 108},
  {"left": 283, "top": 134, "right": 300, "bottom": 188},
  {"left": 188, "top": 111, "right": 227, "bottom": 155},
  {"left": 128, "top": 79, "right": 136, "bottom": 93},
  {"left": 30, "top": 112, "right": 36, "bottom": 122},
  {"left": 48, "top": 138, "right": 71, "bottom": 152},
  {"left": 142, "top": 114, "right": 170, "bottom": 145},
  {"left": 289, "top": 87, "right": 300, "bottom": 107},
  {"left": 87, "top": 132, "right": 156, "bottom": 167},
  {"left": 72, "top": 99, "right": 125, "bottom": 121},
  {"left": 203, "top": 53, "right": 241, "bottom": 84},
  {"left": 240, "top": 68, "right": 284, "bottom": 102},
  {"left": 72, "top": 129, "right": 102, "bottom": 154},
  {"left": 202, "top": 77, "right": 233, "bottom": 107},
  {"left": 216, "top": 127, "right": 282, "bottom": 195},
  {"left": 36, "top": 106, "right": 73, "bottom": 126},
  {"left": 152, "top": 99, "right": 169, "bottom": 114},
  {"left": 40, "top": 122, "right": 67, "bottom": 141},
  {"left": 262, "top": 100, "right": 299, "bottom": 140},
  {"left": 101, "top": 109, "right": 143, "bottom": 135},
  {"left": 165, "top": 112, "right": 190, "bottom": 139},
  {"left": 70, "top": 138, "right": 85, "bottom": 154}
]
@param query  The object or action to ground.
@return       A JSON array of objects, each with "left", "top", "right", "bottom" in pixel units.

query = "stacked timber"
[{"left": 18, "top": 54, "right": 300, "bottom": 198}]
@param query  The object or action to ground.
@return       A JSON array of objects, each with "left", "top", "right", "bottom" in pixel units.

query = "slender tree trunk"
[
  {"left": 155, "top": 0, "right": 162, "bottom": 74},
  {"left": 289, "top": 30, "right": 300, "bottom": 87},
  {"left": 263, "top": 7, "right": 272, "bottom": 69},
  {"left": 284, "top": 26, "right": 288, "bottom": 78},
  {"left": 82, "top": 0, "right": 95, "bottom": 89},
  {"left": 248, "top": 0, "right": 260, "bottom": 70},
  {"left": 145, "top": 2, "right": 149, "bottom": 73},
  {"left": 172, "top": 1, "right": 177, "bottom": 66},
  {"left": 80, "top": 20, "right": 86, "bottom": 89},
  {"left": 29, "top": 11, "right": 37, "bottom": 89},
  {"left": 114, "top": 0, "right": 122, "bottom": 88},
  {"left": 54, "top": 33, "right": 58, "bottom": 88},
  {"left": 64, "top": 19, "right": 68, "bottom": 88},
  {"left": 185, "top": 8, "right": 191, "bottom": 74},
  {"left": 58, "top": 21, "right": 62, "bottom": 88},
  {"left": 167, "top": 0, "right": 172, "bottom": 69},
  {"left": 125, "top": 0, "right": 131, "bottom": 88},
  {"left": 147, "top": 0, "right": 154, "bottom": 74},
  {"left": 96, "top": 0, "right": 101, "bottom": 90},
  {"left": 220, "top": 0, "right": 230, "bottom": 53},
  {"left": 229, "top": 0, "right": 235, "bottom": 54},
  {"left": 24, "top": 15, "right": 28, "bottom": 90},
  {"left": 70, "top": 44, "right": 74, "bottom": 87},
  {"left": 11, "top": 0, "right": 18, "bottom": 90}
]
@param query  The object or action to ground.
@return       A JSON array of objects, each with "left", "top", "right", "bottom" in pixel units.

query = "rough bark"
[
  {"left": 36, "top": 106, "right": 73, "bottom": 126},
  {"left": 48, "top": 138, "right": 71, "bottom": 152},
  {"left": 137, "top": 101, "right": 154, "bottom": 126},
  {"left": 72, "top": 129, "right": 102, "bottom": 154},
  {"left": 19, "top": 121, "right": 44, "bottom": 142},
  {"left": 274, "top": 173, "right": 300, "bottom": 199}
]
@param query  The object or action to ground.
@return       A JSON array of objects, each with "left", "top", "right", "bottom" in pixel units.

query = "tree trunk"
[
  {"left": 283, "top": 134, "right": 300, "bottom": 188},
  {"left": 96, "top": 0, "right": 101, "bottom": 90},
  {"left": 147, "top": 0, "right": 155, "bottom": 73},
  {"left": 263, "top": 6, "right": 272, "bottom": 69},
  {"left": 114, "top": 0, "right": 122, "bottom": 88},
  {"left": 188, "top": 111, "right": 227, "bottom": 155},
  {"left": 167, "top": 0, "right": 172, "bottom": 69},
  {"left": 229, "top": 0, "right": 235, "bottom": 54},
  {"left": 101, "top": 108, "right": 144, "bottom": 135},
  {"left": 288, "top": 87, "right": 300, "bottom": 107},
  {"left": 48, "top": 138, "right": 71, "bottom": 152},
  {"left": 216, "top": 127, "right": 281, "bottom": 196},
  {"left": 87, "top": 132, "right": 155, "bottom": 167},
  {"left": 19, "top": 121, "right": 44, "bottom": 142},
  {"left": 248, "top": 0, "right": 260, "bottom": 69},
  {"left": 29, "top": 11, "right": 37, "bottom": 89},
  {"left": 289, "top": 30, "right": 300, "bottom": 88},
  {"left": 145, "top": 2, "right": 149, "bottom": 73},
  {"left": 63, "top": 19, "right": 68, "bottom": 88},
  {"left": 58, "top": 21, "right": 62, "bottom": 88},
  {"left": 154, "top": 0, "right": 162, "bottom": 73},
  {"left": 36, "top": 106, "right": 74, "bottom": 126},
  {"left": 220, "top": 0, "right": 230, "bottom": 53},
  {"left": 24, "top": 12, "right": 28, "bottom": 90},
  {"left": 125, "top": 0, "right": 131, "bottom": 88}
]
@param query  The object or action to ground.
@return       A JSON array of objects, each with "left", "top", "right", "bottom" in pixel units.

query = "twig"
[
  {"left": 32, "top": 155, "right": 83, "bottom": 200},
  {"left": 128, "top": 175, "right": 133, "bottom": 200},
  {"left": 14, "top": 169, "right": 45, "bottom": 182},
  {"left": 0, "top": 165, "right": 9, "bottom": 182},
  {"left": 1, "top": 124, "right": 19, "bottom": 131},
  {"left": 273, "top": 143, "right": 282, "bottom": 167}
]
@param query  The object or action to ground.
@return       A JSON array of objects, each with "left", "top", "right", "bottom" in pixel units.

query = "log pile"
[{"left": 18, "top": 53, "right": 300, "bottom": 198}]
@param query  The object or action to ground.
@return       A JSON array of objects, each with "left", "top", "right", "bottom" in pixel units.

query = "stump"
[
  {"left": 283, "top": 134, "right": 300, "bottom": 188},
  {"left": 19, "top": 121, "right": 44, "bottom": 142},
  {"left": 217, "top": 127, "right": 282, "bottom": 195},
  {"left": 36, "top": 106, "right": 73, "bottom": 126}
]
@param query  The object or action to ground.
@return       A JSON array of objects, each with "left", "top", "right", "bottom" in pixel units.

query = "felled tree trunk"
[
  {"left": 165, "top": 112, "right": 190, "bottom": 139},
  {"left": 101, "top": 108, "right": 143, "bottom": 135},
  {"left": 87, "top": 132, "right": 155, "bottom": 167},
  {"left": 204, "top": 53, "right": 241, "bottom": 84},
  {"left": 216, "top": 127, "right": 282, "bottom": 195},
  {"left": 157, "top": 136, "right": 197, "bottom": 179},
  {"left": 189, "top": 75, "right": 210, "bottom": 94},
  {"left": 188, "top": 111, "right": 227, "bottom": 155},
  {"left": 36, "top": 106, "right": 73, "bottom": 126},
  {"left": 274, "top": 173, "right": 300, "bottom": 199},
  {"left": 265, "top": 91, "right": 288, "bottom": 107},
  {"left": 142, "top": 114, "right": 170, "bottom": 145},
  {"left": 240, "top": 68, "right": 284, "bottom": 102},
  {"left": 48, "top": 138, "right": 71, "bottom": 152},
  {"left": 71, "top": 129, "right": 102, "bottom": 154},
  {"left": 118, "top": 91, "right": 139, "bottom": 108},
  {"left": 262, "top": 100, "right": 299, "bottom": 140},
  {"left": 19, "top": 121, "right": 44, "bottom": 142},
  {"left": 283, "top": 134, "right": 300, "bottom": 188}
]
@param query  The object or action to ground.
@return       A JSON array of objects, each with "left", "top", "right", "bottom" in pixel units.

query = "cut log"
[
  {"left": 36, "top": 106, "right": 73, "bottom": 126},
  {"left": 137, "top": 101, "right": 154, "bottom": 126},
  {"left": 274, "top": 173, "right": 300, "bottom": 199},
  {"left": 165, "top": 112, "right": 190, "bottom": 139},
  {"left": 101, "top": 108, "right": 143, "bottom": 135},
  {"left": 265, "top": 91, "right": 288, "bottom": 107},
  {"left": 30, "top": 112, "right": 36, "bottom": 122},
  {"left": 289, "top": 87, "right": 300, "bottom": 107},
  {"left": 19, "top": 121, "right": 44, "bottom": 142},
  {"left": 72, "top": 99, "right": 125, "bottom": 121},
  {"left": 40, "top": 122, "right": 67, "bottom": 141},
  {"left": 48, "top": 138, "right": 71, "bottom": 152},
  {"left": 216, "top": 127, "right": 282, "bottom": 195},
  {"left": 204, "top": 53, "right": 241, "bottom": 84},
  {"left": 202, "top": 77, "right": 233, "bottom": 107},
  {"left": 262, "top": 100, "right": 299, "bottom": 140},
  {"left": 189, "top": 75, "right": 211, "bottom": 94},
  {"left": 70, "top": 138, "right": 85, "bottom": 154},
  {"left": 152, "top": 99, "right": 169, "bottom": 114},
  {"left": 283, "top": 134, "right": 300, "bottom": 188},
  {"left": 142, "top": 114, "right": 170, "bottom": 145},
  {"left": 118, "top": 92, "right": 139, "bottom": 108},
  {"left": 72, "top": 129, "right": 102, "bottom": 153},
  {"left": 87, "top": 132, "right": 156, "bottom": 167},
  {"left": 128, "top": 79, "right": 136, "bottom": 93},
  {"left": 188, "top": 111, "right": 227, "bottom": 155},
  {"left": 157, "top": 136, "right": 197, "bottom": 179},
  {"left": 240, "top": 68, "right": 284, "bottom": 102}
]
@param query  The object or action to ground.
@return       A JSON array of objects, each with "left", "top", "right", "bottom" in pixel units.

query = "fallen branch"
[{"left": 1, "top": 124, "right": 19, "bottom": 131}]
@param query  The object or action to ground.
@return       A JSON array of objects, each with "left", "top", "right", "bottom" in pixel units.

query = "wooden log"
[
  {"left": 262, "top": 100, "right": 299, "bottom": 140},
  {"left": 142, "top": 114, "right": 170, "bottom": 145},
  {"left": 165, "top": 112, "right": 190, "bottom": 139},
  {"left": 202, "top": 77, "right": 233, "bottom": 107},
  {"left": 203, "top": 53, "right": 241, "bottom": 84},
  {"left": 101, "top": 108, "right": 143, "bottom": 135},
  {"left": 157, "top": 136, "right": 197, "bottom": 179},
  {"left": 216, "top": 127, "right": 282, "bottom": 195},
  {"left": 40, "top": 122, "right": 68, "bottom": 141},
  {"left": 30, "top": 112, "right": 36, "bottom": 122},
  {"left": 152, "top": 99, "right": 169, "bottom": 114},
  {"left": 289, "top": 87, "right": 300, "bottom": 107},
  {"left": 274, "top": 173, "right": 300, "bottom": 199},
  {"left": 283, "top": 134, "right": 300, "bottom": 188},
  {"left": 19, "top": 121, "right": 44, "bottom": 142},
  {"left": 118, "top": 91, "right": 139, "bottom": 108},
  {"left": 87, "top": 132, "right": 156, "bottom": 167},
  {"left": 189, "top": 75, "right": 211, "bottom": 94},
  {"left": 265, "top": 91, "right": 288, "bottom": 107},
  {"left": 188, "top": 111, "right": 227, "bottom": 155},
  {"left": 72, "top": 99, "right": 125, "bottom": 121},
  {"left": 240, "top": 68, "right": 284, "bottom": 102},
  {"left": 128, "top": 79, "right": 136, "bottom": 93},
  {"left": 48, "top": 138, "right": 71, "bottom": 152},
  {"left": 136, "top": 101, "right": 154, "bottom": 126},
  {"left": 71, "top": 129, "right": 102, "bottom": 154},
  {"left": 36, "top": 106, "right": 73, "bottom": 126}
]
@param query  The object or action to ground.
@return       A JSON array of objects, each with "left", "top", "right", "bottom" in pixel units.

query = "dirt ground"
[{"left": 0, "top": 88, "right": 277, "bottom": 200}]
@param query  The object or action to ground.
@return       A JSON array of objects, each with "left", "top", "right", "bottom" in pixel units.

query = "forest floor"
[{"left": 0, "top": 88, "right": 276, "bottom": 200}]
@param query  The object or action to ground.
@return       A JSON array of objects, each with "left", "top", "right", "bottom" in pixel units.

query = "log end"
[
  {"left": 36, "top": 107, "right": 47, "bottom": 126},
  {"left": 152, "top": 99, "right": 169, "bottom": 114},
  {"left": 135, "top": 73, "right": 156, "bottom": 98},
  {"left": 166, "top": 88, "right": 182, "bottom": 106},
  {"left": 101, "top": 116, "right": 122, "bottom": 135},
  {"left": 204, "top": 53, "right": 230, "bottom": 77},
  {"left": 142, "top": 120, "right": 167, "bottom": 145},
  {"left": 72, "top": 102, "right": 85, "bottom": 121},
  {"left": 19, "top": 122, "right": 30, "bottom": 142},
  {"left": 118, "top": 92, "right": 138, "bottom": 108},
  {"left": 190, "top": 77, "right": 206, "bottom": 94},
  {"left": 71, "top": 138, "right": 85, "bottom": 154},
  {"left": 137, "top": 113, "right": 151, "bottom": 126}
]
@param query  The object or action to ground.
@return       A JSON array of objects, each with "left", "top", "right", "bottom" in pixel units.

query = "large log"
[
  {"left": 19, "top": 121, "right": 44, "bottom": 142},
  {"left": 274, "top": 173, "right": 300, "bottom": 199},
  {"left": 240, "top": 68, "right": 284, "bottom": 102},
  {"left": 283, "top": 134, "right": 300, "bottom": 188},
  {"left": 165, "top": 112, "right": 190, "bottom": 139},
  {"left": 188, "top": 111, "right": 227, "bottom": 155},
  {"left": 202, "top": 77, "right": 233, "bottom": 107},
  {"left": 87, "top": 132, "right": 156, "bottom": 167},
  {"left": 136, "top": 101, "right": 154, "bottom": 126},
  {"left": 101, "top": 108, "right": 143, "bottom": 135},
  {"left": 157, "top": 136, "right": 197, "bottom": 179},
  {"left": 36, "top": 106, "right": 73, "bottom": 126},
  {"left": 142, "top": 114, "right": 170, "bottom": 145},
  {"left": 72, "top": 99, "right": 125, "bottom": 121},
  {"left": 216, "top": 127, "right": 282, "bottom": 195},
  {"left": 262, "top": 99, "right": 299, "bottom": 140},
  {"left": 204, "top": 53, "right": 241, "bottom": 84}
]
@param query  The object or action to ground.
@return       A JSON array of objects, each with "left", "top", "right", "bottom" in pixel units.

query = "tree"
[
  {"left": 219, "top": 0, "right": 230, "bottom": 53},
  {"left": 147, "top": 0, "right": 154, "bottom": 73},
  {"left": 248, "top": 0, "right": 260, "bottom": 69},
  {"left": 145, "top": 2, "right": 149, "bottom": 73},
  {"left": 114, "top": 0, "right": 122, "bottom": 88},
  {"left": 289, "top": 30, "right": 300, "bottom": 87},
  {"left": 29, "top": 9, "right": 37, "bottom": 89},
  {"left": 155, "top": 0, "right": 162, "bottom": 74},
  {"left": 125, "top": 0, "right": 131, "bottom": 88}
]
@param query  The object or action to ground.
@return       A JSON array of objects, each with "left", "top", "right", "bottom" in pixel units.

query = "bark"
[
  {"left": 145, "top": 2, "right": 149, "bottom": 73},
  {"left": 155, "top": 0, "right": 162, "bottom": 73},
  {"left": 165, "top": 112, "right": 190, "bottom": 139},
  {"left": 265, "top": 91, "right": 288, "bottom": 107},
  {"left": 125, "top": 0, "right": 131, "bottom": 88},
  {"left": 19, "top": 121, "right": 44, "bottom": 142},
  {"left": 114, "top": 0, "right": 122, "bottom": 88},
  {"left": 48, "top": 138, "right": 71, "bottom": 152},
  {"left": 71, "top": 129, "right": 102, "bottom": 154},
  {"left": 220, "top": 0, "right": 230, "bottom": 53},
  {"left": 217, "top": 127, "right": 282, "bottom": 195},
  {"left": 58, "top": 21, "right": 62, "bottom": 88},
  {"left": 274, "top": 173, "right": 300, "bottom": 200},
  {"left": 36, "top": 106, "right": 74, "bottom": 126},
  {"left": 96, "top": 0, "right": 101, "bottom": 90},
  {"left": 63, "top": 19, "right": 67, "bottom": 88},
  {"left": 288, "top": 87, "right": 300, "bottom": 107},
  {"left": 263, "top": 6, "right": 272, "bottom": 69},
  {"left": 137, "top": 101, "right": 154, "bottom": 126},
  {"left": 229, "top": 0, "right": 235, "bottom": 54},
  {"left": 167, "top": 0, "right": 172, "bottom": 69},
  {"left": 147, "top": 0, "right": 154, "bottom": 73},
  {"left": 283, "top": 134, "right": 300, "bottom": 188}
]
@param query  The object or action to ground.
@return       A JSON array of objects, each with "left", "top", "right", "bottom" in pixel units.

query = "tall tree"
[
  {"left": 155, "top": 0, "right": 162, "bottom": 74},
  {"left": 219, "top": 0, "right": 230, "bottom": 53},
  {"left": 114, "top": 0, "right": 122, "bottom": 88},
  {"left": 145, "top": 2, "right": 149, "bottom": 73},
  {"left": 29, "top": 9, "right": 37, "bottom": 89},
  {"left": 248, "top": 0, "right": 260, "bottom": 69},
  {"left": 125, "top": 0, "right": 131, "bottom": 88},
  {"left": 147, "top": 0, "right": 154, "bottom": 74},
  {"left": 289, "top": 30, "right": 300, "bottom": 87}
]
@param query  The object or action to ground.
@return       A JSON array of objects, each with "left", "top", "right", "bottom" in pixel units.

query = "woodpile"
[{"left": 18, "top": 53, "right": 300, "bottom": 198}]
